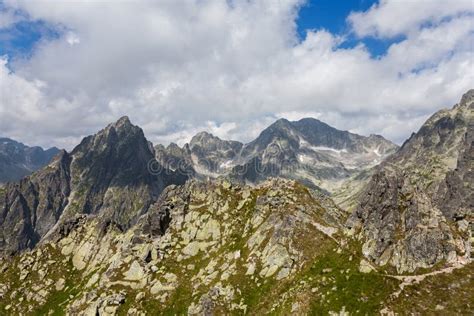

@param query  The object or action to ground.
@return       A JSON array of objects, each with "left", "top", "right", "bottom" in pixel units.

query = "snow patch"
[
  {"left": 299, "top": 137, "right": 348, "bottom": 154},
  {"left": 219, "top": 159, "right": 235, "bottom": 169},
  {"left": 311, "top": 146, "right": 348, "bottom": 154},
  {"left": 297, "top": 153, "right": 313, "bottom": 163}
]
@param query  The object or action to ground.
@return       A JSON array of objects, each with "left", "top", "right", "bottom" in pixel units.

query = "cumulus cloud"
[
  {"left": 0, "top": 0, "right": 472, "bottom": 149},
  {"left": 348, "top": 0, "right": 473, "bottom": 38}
]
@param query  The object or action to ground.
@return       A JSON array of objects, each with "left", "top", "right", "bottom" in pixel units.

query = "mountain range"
[
  {"left": 155, "top": 117, "right": 398, "bottom": 193},
  {"left": 0, "top": 138, "right": 59, "bottom": 184},
  {"left": 0, "top": 90, "right": 472, "bottom": 315}
]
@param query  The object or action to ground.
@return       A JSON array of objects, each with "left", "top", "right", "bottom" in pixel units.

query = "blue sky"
[
  {"left": 297, "top": 0, "right": 375, "bottom": 36},
  {"left": 0, "top": 2, "right": 59, "bottom": 62},
  {"left": 0, "top": 20, "right": 59, "bottom": 60},
  {"left": 297, "top": 0, "right": 405, "bottom": 57},
  {"left": 0, "top": 0, "right": 472, "bottom": 149}
]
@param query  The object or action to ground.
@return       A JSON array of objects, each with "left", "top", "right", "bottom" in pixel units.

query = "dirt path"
[{"left": 387, "top": 261, "right": 467, "bottom": 298}]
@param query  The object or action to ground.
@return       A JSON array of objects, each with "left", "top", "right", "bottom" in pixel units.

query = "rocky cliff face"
[
  {"left": 0, "top": 117, "right": 186, "bottom": 256},
  {"left": 156, "top": 118, "right": 398, "bottom": 193},
  {"left": 0, "top": 151, "right": 71, "bottom": 256},
  {"left": 347, "top": 90, "right": 473, "bottom": 273},
  {"left": 0, "top": 138, "right": 60, "bottom": 184},
  {"left": 155, "top": 143, "right": 195, "bottom": 175},
  {"left": 67, "top": 116, "right": 166, "bottom": 230}
]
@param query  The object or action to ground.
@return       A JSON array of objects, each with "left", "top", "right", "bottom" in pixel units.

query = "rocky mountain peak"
[
  {"left": 245, "top": 118, "right": 298, "bottom": 152},
  {"left": 167, "top": 142, "right": 181, "bottom": 150},
  {"left": 72, "top": 116, "right": 148, "bottom": 156},
  {"left": 112, "top": 115, "right": 133, "bottom": 128},
  {"left": 265, "top": 118, "right": 294, "bottom": 133},
  {"left": 189, "top": 132, "right": 243, "bottom": 151},
  {"left": 367, "top": 134, "right": 386, "bottom": 140},
  {"left": 68, "top": 117, "right": 164, "bottom": 224},
  {"left": 0, "top": 138, "right": 61, "bottom": 184},
  {"left": 294, "top": 117, "right": 329, "bottom": 129},
  {"left": 190, "top": 131, "right": 219, "bottom": 147},
  {"left": 347, "top": 89, "right": 473, "bottom": 273},
  {"left": 0, "top": 117, "right": 188, "bottom": 256},
  {"left": 272, "top": 117, "right": 292, "bottom": 128},
  {"left": 89, "top": 116, "right": 138, "bottom": 146},
  {"left": 390, "top": 91, "right": 472, "bottom": 169},
  {"left": 0, "top": 137, "right": 24, "bottom": 150},
  {"left": 50, "top": 149, "right": 70, "bottom": 165},
  {"left": 460, "top": 89, "right": 474, "bottom": 107}
]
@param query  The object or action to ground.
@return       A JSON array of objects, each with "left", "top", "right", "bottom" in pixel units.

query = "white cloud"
[
  {"left": 0, "top": 0, "right": 472, "bottom": 149},
  {"left": 65, "top": 31, "right": 80, "bottom": 46},
  {"left": 349, "top": 0, "right": 473, "bottom": 38}
]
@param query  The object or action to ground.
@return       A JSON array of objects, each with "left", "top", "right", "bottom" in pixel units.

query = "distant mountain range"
[
  {"left": 155, "top": 117, "right": 398, "bottom": 193},
  {"left": 0, "top": 90, "right": 472, "bottom": 315},
  {"left": 0, "top": 138, "right": 60, "bottom": 184}
]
